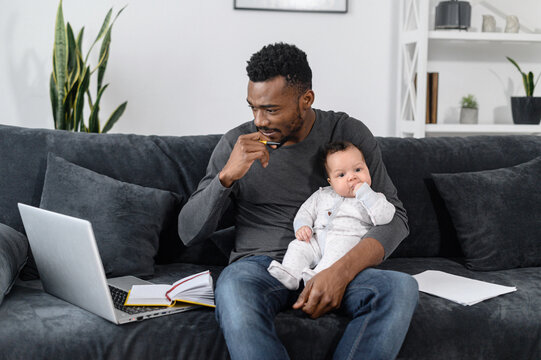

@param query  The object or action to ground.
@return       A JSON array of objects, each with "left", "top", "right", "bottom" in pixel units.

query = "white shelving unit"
[{"left": 396, "top": 0, "right": 541, "bottom": 137}]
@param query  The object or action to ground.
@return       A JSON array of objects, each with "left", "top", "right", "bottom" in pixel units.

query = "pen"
[{"left": 258, "top": 140, "right": 282, "bottom": 146}]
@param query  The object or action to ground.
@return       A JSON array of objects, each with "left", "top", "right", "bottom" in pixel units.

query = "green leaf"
[
  {"left": 49, "top": 73, "right": 58, "bottom": 127},
  {"left": 84, "top": 8, "right": 112, "bottom": 64},
  {"left": 97, "top": 28, "right": 111, "bottom": 90},
  {"left": 53, "top": 0, "right": 68, "bottom": 129},
  {"left": 74, "top": 66, "right": 91, "bottom": 132},
  {"left": 64, "top": 77, "right": 79, "bottom": 130},
  {"left": 76, "top": 27, "right": 85, "bottom": 53},
  {"left": 102, "top": 101, "right": 127, "bottom": 133},
  {"left": 88, "top": 84, "right": 109, "bottom": 133},
  {"left": 66, "top": 23, "right": 77, "bottom": 75},
  {"left": 527, "top": 72, "right": 534, "bottom": 96},
  {"left": 521, "top": 73, "right": 529, "bottom": 96},
  {"left": 66, "top": 23, "right": 81, "bottom": 98},
  {"left": 506, "top": 56, "right": 523, "bottom": 74},
  {"left": 97, "top": 6, "right": 126, "bottom": 90}
]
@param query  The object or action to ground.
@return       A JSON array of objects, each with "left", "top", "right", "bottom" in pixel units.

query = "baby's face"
[{"left": 326, "top": 146, "right": 371, "bottom": 198}]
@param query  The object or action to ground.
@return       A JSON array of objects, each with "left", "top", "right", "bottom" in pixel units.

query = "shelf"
[
  {"left": 397, "top": 1, "right": 541, "bottom": 138},
  {"left": 428, "top": 31, "right": 541, "bottom": 43},
  {"left": 425, "top": 124, "right": 541, "bottom": 136}
]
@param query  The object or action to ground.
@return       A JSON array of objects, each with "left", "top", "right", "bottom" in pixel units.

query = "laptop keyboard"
[{"left": 109, "top": 285, "right": 163, "bottom": 315}]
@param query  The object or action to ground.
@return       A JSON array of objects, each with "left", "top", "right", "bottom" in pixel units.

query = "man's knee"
[{"left": 383, "top": 271, "right": 419, "bottom": 311}]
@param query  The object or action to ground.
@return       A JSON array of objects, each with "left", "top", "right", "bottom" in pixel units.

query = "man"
[{"left": 178, "top": 43, "right": 418, "bottom": 360}]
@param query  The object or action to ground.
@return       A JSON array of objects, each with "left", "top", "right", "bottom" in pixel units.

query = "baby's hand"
[
  {"left": 296, "top": 226, "right": 312, "bottom": 242},
  {"left": 354, "top": 182, "right": 365, "bottom": 193}
]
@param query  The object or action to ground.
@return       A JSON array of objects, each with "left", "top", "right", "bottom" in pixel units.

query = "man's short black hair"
[{"left": 246, "top": 43, "right": 312, "bottom": 94}]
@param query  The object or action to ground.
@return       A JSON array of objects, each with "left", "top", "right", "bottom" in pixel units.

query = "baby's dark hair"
[
  {"left": 323, "top": 141, "right": 365, "bottom": 173},
  {"left": 246, "top": 43, "right": 312, "bottom": 95}
]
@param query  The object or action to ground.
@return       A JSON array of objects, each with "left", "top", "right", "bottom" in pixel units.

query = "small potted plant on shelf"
[
  {"left": 506, "top": 56, "right": 541, "bottom": 125},
  {"left": 460, "top": 94, "right": 478, "bottom": 124}
]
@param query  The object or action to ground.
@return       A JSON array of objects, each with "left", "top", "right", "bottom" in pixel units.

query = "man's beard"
[{"left": 256, "top": 106, "right": 304, "bottom": 146}]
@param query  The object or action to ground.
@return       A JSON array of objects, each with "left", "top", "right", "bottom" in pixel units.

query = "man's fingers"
[
  {"left": 244, "top": 148, "right": 269, "bottom": 168},
  {"left": 292, "top": 282, "right": 311, "bottom": 309},
  {"left": 301, "top": 286, "right": 324, "bottom": 317}
]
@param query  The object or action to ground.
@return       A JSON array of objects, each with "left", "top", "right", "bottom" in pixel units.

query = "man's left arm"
[{"left": 293, "top": 119, "right": 409, "bottom": 318}]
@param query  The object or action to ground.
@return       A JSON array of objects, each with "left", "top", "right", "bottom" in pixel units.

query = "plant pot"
[
  {"left": 511, "top": 97, "right": 541, "bottom": 124},
  {"left": 460, "top": 107, "right": 478, "bottom": 124}
]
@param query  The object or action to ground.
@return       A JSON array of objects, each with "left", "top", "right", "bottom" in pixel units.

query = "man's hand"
[
  {"left": 219, "top": 132, "right": 270, "bottom": 188},
  {"left": 296, "top": 226, "right": 312, "bottom": 242},
  {"left": 292, "top": 238, "right": 385, "bottom": 319},
  {"left": 292, "top": 265, "right": 349, "bottom": 319}
]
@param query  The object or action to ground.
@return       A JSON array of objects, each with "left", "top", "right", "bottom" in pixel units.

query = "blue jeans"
[{"left": 215, "top": 255, "right": 418, "bottom": 360}]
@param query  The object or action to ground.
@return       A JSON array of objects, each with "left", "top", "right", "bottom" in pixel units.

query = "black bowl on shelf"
[{"left": 435, "top": 0, "right": 471, "bottom": 30}]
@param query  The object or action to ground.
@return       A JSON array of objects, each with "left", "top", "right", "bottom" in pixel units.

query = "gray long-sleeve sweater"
[{"left": 178, "top": 109, "right": 409, "bottom": 263}]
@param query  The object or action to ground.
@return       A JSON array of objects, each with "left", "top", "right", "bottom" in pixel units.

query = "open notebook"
[{"left": 125, "top": 270, "right": 215, "bottom": 308}]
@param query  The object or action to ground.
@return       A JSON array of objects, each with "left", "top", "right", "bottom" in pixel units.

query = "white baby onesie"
[{"left": 268, "top": 183, "right": 395, "bottom": 290}]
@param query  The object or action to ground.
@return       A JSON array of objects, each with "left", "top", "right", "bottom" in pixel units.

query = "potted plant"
[
  {"left": 506, "top": 56, "right": 541, "bottom": 125},
  {"left": 459, "top": 94, "right": 478, "bottom": 124},
  {"left": 50, "top": 0, "right": 127, "bottom": 133}
]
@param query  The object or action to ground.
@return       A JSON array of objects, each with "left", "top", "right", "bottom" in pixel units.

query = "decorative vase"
[
  {"left": 505, "top": 15, "right": 519, "bottom": 33},
  {"left": 460, "top": 108, "right": 478, "bottom": 124},
  {"left": 511, "top": 97, "right": 541, "bottom": 124},
  {"left": 482, "top": 15, "right": 496, "bottom": 32}
]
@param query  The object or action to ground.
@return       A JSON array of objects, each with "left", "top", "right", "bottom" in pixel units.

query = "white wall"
[{"left": 0, "top": 0, "right": 399, "bottom": 137}]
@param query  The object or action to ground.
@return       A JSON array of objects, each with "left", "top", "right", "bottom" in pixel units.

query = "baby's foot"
[
  {"left": 301, "top": 268, "right": 317, "bottom": 286},
  {"left": 268, "top": 261, "right": 300, "bottom": 290}
]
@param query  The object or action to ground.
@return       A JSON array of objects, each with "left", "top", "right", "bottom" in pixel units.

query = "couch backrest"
[
  {"left": 378, "top": 135, "right": 541, "bottom": 258},
  {"left": 0, "top": 125, "right": 222, "bottom": 265},
  {"left": 3, "top": 125, "right": 541, "bottom": 263}
]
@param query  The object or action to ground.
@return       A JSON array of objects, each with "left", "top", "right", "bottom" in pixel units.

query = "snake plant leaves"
[
  {"left": 84, "top": 9, "right": 112, "bottom": 65},
  {"left": 50, "top": 1, "right": 127, "bottom": 133},
  {"left": 97, "top": 28, "right": 111, "bottom": 91},
  {"left": 97, "top": 6, "right": 126, "bottom": 90},
  {"left": 88, "top": 84, "right": 109, "bottom": 133},
  {"left": 507, "top": 56, "right": 538, "bottom": 97},
  {"left": 74, "top": 66, "right": 90, "bottom": 132},
  {"left": 53, "top": 0, "right": 67, "bottom": 130},
  {"left": 102, "top": 101, "right": 127, "bottom": 134},
  {"left": 527, "top": 72, "right": 534, "bottom": 97},
  {"left": 49, "top": 73, "right": 58, "bottom": 123}
]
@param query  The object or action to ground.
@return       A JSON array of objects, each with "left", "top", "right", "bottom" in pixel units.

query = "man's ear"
[{"left": 300, "top": 89, "right": 315, "bottom": 110}]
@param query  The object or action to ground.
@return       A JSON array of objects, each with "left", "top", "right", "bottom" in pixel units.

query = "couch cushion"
[
  {"left": 39, "top": 153, "right": 180, "bottom": 277},
  {"left": 0, "top": 263, "right": 347, "bottom": 360},
  {"left": 3, "top": 260, "right": 540, "bottom": 360},
  {"left": 378, "top": 258, "right": 541, "bottom": 360},
  {"left": 0, "top": 224, "right": 28, "bottom": 305},
  {"left": 0, "top": 125, "right": 230, "bottom": 273},
  {"left": 377, "top": 135, "right": 541, "bottom": 258},
  {"left": 432, "top": 156, "right": 541, "bottom": 271}
]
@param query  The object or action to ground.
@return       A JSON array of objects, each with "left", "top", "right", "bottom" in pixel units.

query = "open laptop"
[{"left": 18, "top": 203, "right": 195, "bottom": 324}]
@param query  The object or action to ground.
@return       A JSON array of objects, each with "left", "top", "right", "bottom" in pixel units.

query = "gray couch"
[{"left": 0, "top": 124, "right": 540, "bottom": 360}]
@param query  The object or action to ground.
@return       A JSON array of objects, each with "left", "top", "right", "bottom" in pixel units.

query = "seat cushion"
[{"left": 378, "top": 258, "right": 541, "bottom": 360}]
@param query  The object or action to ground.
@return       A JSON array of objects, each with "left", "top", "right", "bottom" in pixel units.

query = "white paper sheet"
[{"left": 413, "top": 270, "right": 517, "bottom": 306}]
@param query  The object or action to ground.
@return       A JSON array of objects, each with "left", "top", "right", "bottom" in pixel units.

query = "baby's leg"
[
  {"left": 302, "top": 235, "right": 360, "bottom": 284},
  {"left": 268, "top": 238, "right": 320, "bottom": 290}
]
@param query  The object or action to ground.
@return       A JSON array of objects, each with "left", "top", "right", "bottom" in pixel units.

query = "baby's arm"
[
  {"left": 293, "top": 189, "right": 321, "bottom": 241},
  {"left": 355, "top": 183, "right": 395, "bottom": 225}
]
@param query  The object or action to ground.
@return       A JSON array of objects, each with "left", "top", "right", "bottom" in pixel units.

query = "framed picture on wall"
[{"left": 234, "top": 0, "right": 348, "bottom": 13}]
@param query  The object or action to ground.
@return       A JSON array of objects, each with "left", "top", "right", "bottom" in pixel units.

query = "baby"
[{"left": 267, "top": 141, "right": 396, "bottom": 290}]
